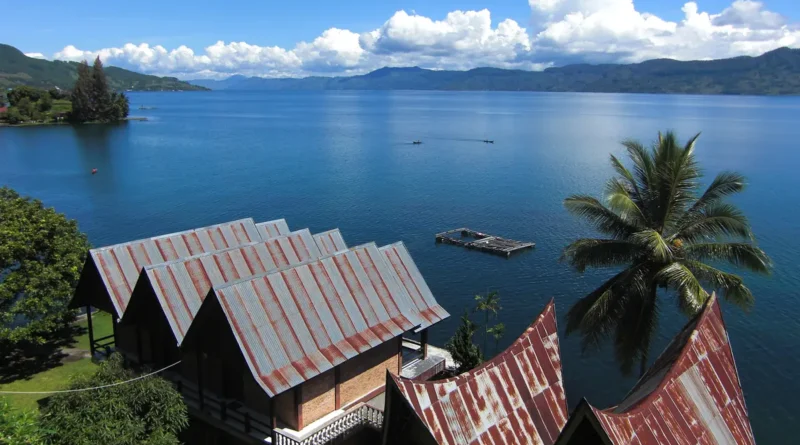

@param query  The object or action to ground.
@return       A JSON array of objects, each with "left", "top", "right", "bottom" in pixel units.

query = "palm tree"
[
  {"left": 562, "top": 131, "right": 771, "bottom": 376},
  {"left": 474, "top": 291, "right": 501, "bottom": 354}
]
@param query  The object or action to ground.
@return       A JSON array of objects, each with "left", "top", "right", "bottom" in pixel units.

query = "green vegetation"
[
  {"left": 70, "top": 58, "right": 129, "bottom": 123},
  {"left": 0, "top": 359, "right": 97, "bottom": 413},
  {"left": 198, "top": 47, "right": 800, "bottom": 95},
  {"left": 445, "top": 292, "right": 506, "bottom": 373},
  {"left": 561, "top": 131, "right": 772, "bottom": 376},
  {"left": 0, "top": 44, "right": 208, "bottom": 91},
  {"left": 0, "top": 399, "right": 45, "bottom": 444},
  {"left": 0, "top": 187, "right": 90, "bottom": 346},
  {"left": 40, "top": 354, "right": 188, "bottom": 445},
  {"left": 1, "top": 86, "right": 71, "bottom": 124}
]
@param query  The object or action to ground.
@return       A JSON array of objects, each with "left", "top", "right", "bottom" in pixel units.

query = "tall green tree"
[
  {"left": 91, "top": 56, "right": 113, "bottom": 121},
  {"left": 0, "top": 187, "right": 90, "bottom": 346},
  {"left": 562, "top": 131, "right": 771, "bottom": 376},
  {"left": 38, "top": 93, "right": 52, "bottom": 112},
  {"left": 41, "top": 354, "right": 188, "bottom": 445},
  {"left": 445, "top": 310, "right": 483, "bottom": 374},
  {"left": 70, "top": 61, "right": 93, "bottom": 122}
]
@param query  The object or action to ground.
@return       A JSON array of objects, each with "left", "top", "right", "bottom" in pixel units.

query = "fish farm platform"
[{"left": 435, "top": 228, "right": 534, "bottom": 257}]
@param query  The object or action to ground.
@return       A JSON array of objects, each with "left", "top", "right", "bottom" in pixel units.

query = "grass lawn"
[
  {"left": 50, "top": 99, "right": 71, "bottom": 114},
  {"left": 74, "top": 311, "right": 113, "bottom": 351},
  {"left": 0, "top": 312, "right": 114, "bottom": 412}
]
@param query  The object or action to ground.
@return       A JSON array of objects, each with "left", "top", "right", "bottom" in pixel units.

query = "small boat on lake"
[
  {"left": 412, "top": 140, "right": 422, "bottom": 145},
  {"left": 483, "top": 139, "right": 494, "bottom": 144}
]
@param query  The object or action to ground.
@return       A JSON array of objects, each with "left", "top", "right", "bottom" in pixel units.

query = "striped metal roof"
[
  {"left": 89, "top": 218, "right": 261, "bottom": 317},
  {"left": 313, "top": 229, "right": 348, "bottom": 256},
  {"left": 211, "top": 242, "right": 428, "bottom": 397},
  {"left": 256, "top": 219, "right": 291, "bottom": 240},
  {"left": 587, "top": 293, "right": 755, "bottom": 445},
  {"left": 390, "top": 300, "right": 568, "bottom": 445},
  {"left": 139, "top": 229, "right": 324, "bottom": 345},
  {"left": 380, "top": 242, "right": 449, "bottom": 331}
]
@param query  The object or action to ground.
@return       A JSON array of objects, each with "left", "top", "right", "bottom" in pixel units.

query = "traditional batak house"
[
  {"left": 71, "top": 218, "right": 450, "bottom": 445},
  {"left": 382, "top": 300, "right": 568, "bottom": 445},
  {"left": 69, "top": 218, "right": 276, "bottom": 355},
  {"left": 555, "top": 293, "right": 755, "bottom": 445}
]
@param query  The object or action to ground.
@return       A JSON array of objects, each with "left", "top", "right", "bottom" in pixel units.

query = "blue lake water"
[{"left": 1, "top": 91, "right": 798, "bottom": 443}]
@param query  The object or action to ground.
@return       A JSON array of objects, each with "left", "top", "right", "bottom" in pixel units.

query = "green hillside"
[{"left": 0, "top": 44, "right": 208, "bottom": 91}]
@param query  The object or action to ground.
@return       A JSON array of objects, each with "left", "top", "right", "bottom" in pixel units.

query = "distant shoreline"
[{"left": 0, "top": 117, "right": 148, "bottom": 128}]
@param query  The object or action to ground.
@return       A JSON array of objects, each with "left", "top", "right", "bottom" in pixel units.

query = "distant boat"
[
  {"left": 91, "top": 168, "right": 98, "bottom": 175},
  {"left": 483, "top": 140, "right": 494, "bottom": 144},
  {"left": 412, "top": 140, "right": 422, "bottom": 145},
  {"left": 138, "top": 106, "right": 156, "bottom": 110}
]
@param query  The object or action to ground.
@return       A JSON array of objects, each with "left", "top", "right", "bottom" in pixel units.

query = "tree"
[
  {"left": 15, "top": 97, "right": 34, "bottom": 118},
  {"left": 113, "top": 91, "right": 130, "bottom": 119},
  {"left": 474, "top": 291, "right": 502, "bottom": 355},
  {"left": 38, "top": 93, "right": 53, "bottom": 112},
  {"left": 0, "top": 399, "right": 45, "bottom": 445},
  {"left": 0, "top": 187, "right": 90, "bottom": 346},
  {"left": 70, "top": 61, "right": 94, "bottom": 122},
  {"left": 40, "top": 354, "right": 188, "bottom": 445},
  {"left": 7, "top": 86, "right": 44, "bottom": 106},
  {"left": 562, "top": 131, "right": 771, "bottom": 376},
  {"left": 445, "top": 310, "right": 483, "bottom": 374},
  {"left": 4, "top": 107, "right": 24, "bottom": 124},
  {"left": 48, "top": 88, "right": 69, "bottom": 100},
  {"left": 91, "top": 56, "right": 113, "bottom": 121}
]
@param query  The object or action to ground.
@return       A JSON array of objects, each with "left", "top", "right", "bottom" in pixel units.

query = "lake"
[{"left": 1, "top": 90, "right": 798, "bottom": 443}]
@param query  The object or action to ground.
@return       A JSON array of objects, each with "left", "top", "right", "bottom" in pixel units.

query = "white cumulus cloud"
[
  {"left": 24, "top": 52, "right": 47, "bottom": 59},
  {"left": 47, "top": 0, "right": 799, "bottom": 79}
]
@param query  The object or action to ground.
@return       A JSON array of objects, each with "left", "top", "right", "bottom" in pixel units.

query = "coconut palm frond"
[
  {"left": 685, "top": 243, "right": 772, "bottom": 274},
  {"left": 655, "top": 262, "right": 709, "bottom": 315},
  {"left": 561, "top": 239, "right": 643, "bottom": 272},
  {"left": 621, "top": 139, "right": 656, "bottom": 196},
  {"left": 605, "top": 177, "right": 648, "bottom": 226},
  {"left": 682, "top": 260, "right": 754, "bottom": 310},
  {"left": 564, "top": 195, "right": 641, "bottom": 239},
  {"left": 675, "top": 203, "right": 753, "bottom": 242},
  {"left": 632, "top": 230, "right": 673, "bottom": 262},
  {"left": 613, "top": 278, "right": 658, "bottom": 376},
  {"left": 685, "top": 171, "right": 747, "bottom": 217}
]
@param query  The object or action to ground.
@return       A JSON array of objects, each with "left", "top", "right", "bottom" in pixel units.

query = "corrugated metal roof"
[
  {"left": 256, "top": 219, "right": 291, "bottom": 240},
  {"left": 587, "top": 293, "right": 755, "bottom": 445},
  {"left": 89, "top": 218, "right": 261, "bottom": 317},
  {"left": 211, "top": 242, "right": 428, "bottom": 397},
  {"left": 380, "top": 242, "right": 450, "bottom": 331},
  {"left": 389, "top": 300, "right": 568, "bottom": 445},
  {"left": 139, "top": 229, "right": 324, "bottom": 345},
  {"left": 313, "top": 229, "right": 348, "bottom": 256}
]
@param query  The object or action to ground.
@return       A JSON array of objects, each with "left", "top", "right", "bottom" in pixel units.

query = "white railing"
[{"left": 274, "top": 403, "right": 383, "bottom": 445}]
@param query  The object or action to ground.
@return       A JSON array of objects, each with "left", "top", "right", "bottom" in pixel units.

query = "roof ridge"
[{"left": 90, "top": 217, "right": 256, "bottom": 252}]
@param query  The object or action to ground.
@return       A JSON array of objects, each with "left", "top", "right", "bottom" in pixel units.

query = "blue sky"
[{"left": 6, "top": 0, "right": 800, "bottom": 78}]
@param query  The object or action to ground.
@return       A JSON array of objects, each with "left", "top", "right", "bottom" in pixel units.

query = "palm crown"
[{"left": 562, "top": 131, "right": 771, "bottom": 376}]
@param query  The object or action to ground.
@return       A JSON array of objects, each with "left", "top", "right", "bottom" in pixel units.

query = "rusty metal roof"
[
  {"left": 138, "top": 229, "right": 324, "bottom": 345},
  {"left": 256, "top": 219, "right": 291, "bottom": 240},
  {"left": 313, "top": 229, "right": 348, "bottom": 255},
  {"left": 88, "top": 218, "right": 261, "bottom": 317},
  {"left": 380, "top": 242, "right": 449, "bottom": 331},
  {"left": 586, "top": 293, "right": 755, "bottom": 445},
  {"left": 389, "top": 300, "right": 568, "bottom": 445},
  {"left": 210, "top": 242, "right": 431, "bottom": 397}
]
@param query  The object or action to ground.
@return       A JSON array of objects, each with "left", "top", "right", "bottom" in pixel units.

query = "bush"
[
  {"left": 15, "top": 97, "right": 34, "bottom": 118},
  {"left": 8, "top": 86, "right": 45, "bottom": 106},
  {"left": 0, "top": 399, "right": 45, "bottom": 445},
  {"left": 4, "top": 107, "right": 24, "bottom": 124},
  {"left": 38, "top": 94, "right": 53, "bottom": 112},
  {"left": 40, "top": 354, "right": 189, "bottom": 445}
]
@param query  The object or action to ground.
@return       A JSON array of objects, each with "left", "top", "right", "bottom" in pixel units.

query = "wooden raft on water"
[{"left": 435, "top": 228, "right": 534, "bottom": 257}]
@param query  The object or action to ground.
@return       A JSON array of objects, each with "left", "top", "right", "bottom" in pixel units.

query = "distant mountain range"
[
  {"left": 0, "top": 44, "right": 208, "bottom": 91},
  {"left": 189, "top": 48, "right": 800, "bottom": 95}
]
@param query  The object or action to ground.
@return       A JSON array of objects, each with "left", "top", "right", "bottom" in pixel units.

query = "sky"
[{"left": 6, "top": 0, "right": 800, "bottom": 79}]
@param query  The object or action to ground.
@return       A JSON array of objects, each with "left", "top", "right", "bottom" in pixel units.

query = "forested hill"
[
  {"left": 0, "top": 44, "right": 208, "bottom": 91},
  {"left": 191, "top": 47, "right": 800, "bottom": 95}
]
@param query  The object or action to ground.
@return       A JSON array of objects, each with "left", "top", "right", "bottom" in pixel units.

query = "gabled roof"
[
  {"left": 136, "top": 229, "right": 324, "bottom": 345},
  {"left": 200, "top": 242, "right": 431, "bottom": 397},
  {"left": 256, "top": 219, "right": 291, "bottom": 239},
  {"left": 313, "top": 229, "right": 348, "bottom": 255},
  {"left": 85, "top": 218, "right": 261, "bottom": 316},
  {"left": 389, "top": 300, "right": 568, "bottom": 445},
  {"left": 575, "top": 294, "right": 755, "bottom": 445},
  {"left": 380, "top": 242, "right": 449, "bottom": 331}
]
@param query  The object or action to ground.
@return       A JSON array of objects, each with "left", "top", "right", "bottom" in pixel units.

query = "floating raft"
[{"left": 435, "top": 228, "right": 534, "bottom": 257}]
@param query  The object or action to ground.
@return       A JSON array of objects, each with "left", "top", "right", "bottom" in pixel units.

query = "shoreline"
[{"left": 0, "top": 116, "right": 148, "bottom": 128}]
